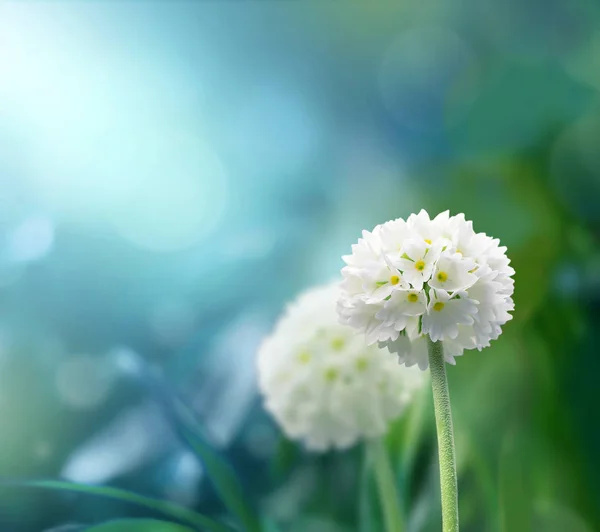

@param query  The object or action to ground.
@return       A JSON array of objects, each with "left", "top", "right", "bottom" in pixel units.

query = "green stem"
[
  {"left": 372, "top": 438, "right": 405, "bottom": 532},
  {"left": 427, "top": 337, "right": 459, "bottom": 532}
]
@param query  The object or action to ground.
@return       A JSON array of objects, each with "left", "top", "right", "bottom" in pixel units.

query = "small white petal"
[
  {"left": 422, "top": 289, "right": 478, "bottom": 343},
  {"left": 429, "top": 252, "right": 478, "bottom": 292}
]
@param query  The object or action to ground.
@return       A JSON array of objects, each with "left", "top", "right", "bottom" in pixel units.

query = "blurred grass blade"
[
  {"left": 19, "top": 481, "right": 235, "bottom": 532},
  {"left": 399, "top": 385, "right": 432, "bottom": 477},
  {"left": 128, "top": 352, "right": 260, "bottom": 532},
  {"left": 371, "top": 439, "right": 405, "bottom": 532},
  {"left": 167, "top": 398, "right": 262, "bottom": 532},
  {"left": 86, "top": 519, "right": 197, "bottom": 531},
  {"left": 260, "top": 518, "right": 283, "bottom": 532},
  {"left": 358, "top": 444, "right": 383, "bottom": 532},
  {"left": 498, "top": 432, "right": 532, "bottom": 532},
  {"left": 533, "top": 500, "right": 593, "bottom": 532},
  {"left": 44, "top": 526, "right": 87, "bottom": 532}
]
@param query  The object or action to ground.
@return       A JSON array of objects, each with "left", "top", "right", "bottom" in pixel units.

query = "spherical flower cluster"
[
  {"left": 338, "top": 210, "right": 514, "bottom": 369},
  {"left": 257, "top": 283, "right": 425, "bottom": 451}
]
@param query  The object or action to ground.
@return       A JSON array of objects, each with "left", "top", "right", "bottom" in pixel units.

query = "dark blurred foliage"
[{"left": 0, "top": 1, "right": 599, "bottom": 531}]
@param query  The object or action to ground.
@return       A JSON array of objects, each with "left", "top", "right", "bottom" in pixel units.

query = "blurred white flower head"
[
  {"left": 338, "top": 210, "right": 515, "bottom": 369},
  {"left": 258, "top": 283, "right": 425, "bottom": 451}
]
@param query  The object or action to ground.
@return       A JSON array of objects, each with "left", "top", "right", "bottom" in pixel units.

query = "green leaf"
[
  {"left": 166, "top": 397, "right": 261, "bottom": 532},
  {"left": 86, "top": 519, "right": 196, "bottom": 532},
  {"left": 19, "top": 481, "right": 235, "bottom": 532}
]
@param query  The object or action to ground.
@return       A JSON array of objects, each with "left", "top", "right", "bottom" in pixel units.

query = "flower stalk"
[
  {"left": 371, "top": 438, "right": 405, "bottom": 532},
  {"left": 427, "top": 337, "right": 459, "bottom": 532}
]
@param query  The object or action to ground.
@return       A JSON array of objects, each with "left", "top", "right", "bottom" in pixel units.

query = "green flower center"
[
  {"left": 436, "top": 271, "right": 448, "bottom": 283},
  {"left": 330, "top": 337, "right": 345, "bottom": 351},
  {"left": 324, "top": 368, "right": 338, "bottom": 382}
]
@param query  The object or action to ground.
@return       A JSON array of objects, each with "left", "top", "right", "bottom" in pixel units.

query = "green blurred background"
[{"left": 0, "top": 1, "right": 599, "bottom": 531}]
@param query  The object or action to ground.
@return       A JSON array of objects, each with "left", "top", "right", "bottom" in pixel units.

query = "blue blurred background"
[{"left": 1, "top": 1, "right": 599, "bottom": 531}]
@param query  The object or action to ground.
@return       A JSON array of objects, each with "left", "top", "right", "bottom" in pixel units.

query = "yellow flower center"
[
  {"left": 356, "top": 357, "right": 368, "bottom": 371},
  {"left": 297, "top": 351, "right": 311, "bottom": 364},
  {"left": 390, "top": 275, "right": 400, "bottom": 285},
  {"left": 330, "top": 337, "right": 345, "bottom": 351},
  {"left": 436, "top": 271, "right": 448, "bottom": 283},
  {"left": 415, "top": 260, "right": 426, "bottom": 271},
  {"left": 433, "top": 301, "right": 445, "bottom": 312},
  {"left": 407, "top": 293, "right": 419, "bottom": 303},
  {"left": 424, "top": 239, "right": 432, "bottom": 244},
  {"left": 324, "top": 368, "right": 338, "bottom": 382}
]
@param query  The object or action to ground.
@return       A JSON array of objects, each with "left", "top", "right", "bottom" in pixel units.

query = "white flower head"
[
  {"left": 258, "top": 283, "right": 426, "bottom": 451},
  {"left": 339, "top": 210, "right": 515, "bottom": 369}
]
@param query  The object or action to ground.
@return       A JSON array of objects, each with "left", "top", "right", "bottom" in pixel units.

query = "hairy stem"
[{"left": 427, "top": 338, "right": 459, "bottom": 532}]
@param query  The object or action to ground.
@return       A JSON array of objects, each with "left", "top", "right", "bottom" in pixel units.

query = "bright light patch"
[
  {"left": 109, "top": 133, "right": 229, "bottom": 252},
  {"left": 163, "top": 450, "right": 203, "bottom": 506},
  {"left": 108, "top": 346, "right": 143, "bottom": 376},
  {"left": 0, "top": 4, "right": 218, "bottom": 243},
  {"left": 62, "top": 403, "right": 170, "bottom": 484},
  {"left": 7, "top": 216, "right": 55, "bottom": 263}
]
